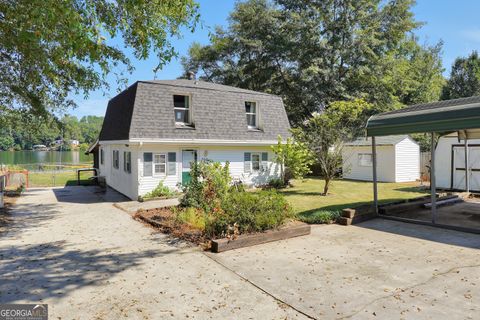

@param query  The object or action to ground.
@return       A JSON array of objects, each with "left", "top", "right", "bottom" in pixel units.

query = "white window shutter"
[{"left": 244, "top": 152, "right": 251, "bottom": 173}]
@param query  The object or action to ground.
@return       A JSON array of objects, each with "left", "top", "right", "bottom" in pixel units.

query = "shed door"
[{"left": 452, "top": 146, "right": 480, "bottom": 191}]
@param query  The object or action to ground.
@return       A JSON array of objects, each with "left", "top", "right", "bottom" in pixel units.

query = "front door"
[{"left": 182, "top": 150, "right": 197, "bottom": 185}]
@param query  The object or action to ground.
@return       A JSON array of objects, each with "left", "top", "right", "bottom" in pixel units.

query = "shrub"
[
  {"left": 181, "top": 160, "right": 231, "bottom": 212},
  {"left": 298, "top": 210, "right": 340, "bottom": 224},
  {"left": 266, "top": 177, "right": 286, "bottom": 189},
  {"left": 142, "top": 181, "right": 175, "bottom": 201},
  {"left": 205, "top": 190, "right": 294, "bottom": 238},
  {"left": 174, "top": 207, "right": 206, "bottom": 230}
]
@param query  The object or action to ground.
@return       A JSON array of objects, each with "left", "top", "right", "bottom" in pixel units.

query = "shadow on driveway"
[
  {"left": 357, "top": 218, "right": 480, "bottom": 249},
  {"left": 0, "top": 240, "right": 177, "bottom": 304}
]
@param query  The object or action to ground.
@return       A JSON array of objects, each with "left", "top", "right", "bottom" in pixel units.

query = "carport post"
[
  {"left": 430, "top": 132, "right": 436, "bottom": 224},
  {"left": 372, "top": 136, "right": 378, "bottom": 214},
  {"left": 464, "top": 134, "right": 470, "bottom": 193}
]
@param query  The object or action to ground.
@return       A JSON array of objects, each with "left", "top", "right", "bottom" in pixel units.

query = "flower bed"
[{"left": 134, "top": 160, "right": 307, "bottom": 251}]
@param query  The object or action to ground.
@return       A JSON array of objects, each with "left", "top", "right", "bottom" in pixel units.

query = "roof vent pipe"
[{"left": 187, "top": 71, "right": 196, "bottom": 80}]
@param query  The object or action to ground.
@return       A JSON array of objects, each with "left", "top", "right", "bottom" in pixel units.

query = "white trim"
[
  {"left": 99, "top": 139, "right": 285, "bottom": 146},
  {"left": 87, "top": 139, "right": 99, "bottom": 153},
  {"left": 173, "top": 93, "right": 192, "bottom": 126}
]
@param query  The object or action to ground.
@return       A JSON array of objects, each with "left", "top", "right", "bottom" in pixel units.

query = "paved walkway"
[{"left": 0, "top": 187, "right": 303, "bottom": 319}]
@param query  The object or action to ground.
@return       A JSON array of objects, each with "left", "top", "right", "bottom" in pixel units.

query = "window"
[
  {"left": 154, "top": 154, "right": 166, "bottom": 175},
  {"left": 112, "top": 150, "right": 119, "bottom": 169},
  {"left": 245, "top": 101, "right": 257, "bottom": 129},
  {"left": 244, "top": 152, "right": 268, "bottom": 173},
  {"left": 123, "top": 151, "right": 131, "bottom": 174},
  {"left": 100, "top": 148, "right": 104, "bottom": 165},
  {"left": 174, "top": 95, "right": 190, "bottom": 125},
  {"left": 358, "top": 153, "right": 373, "bottom": 167},
  {"left": 143, "top": 152, "right": 176, "bottom": 177}
]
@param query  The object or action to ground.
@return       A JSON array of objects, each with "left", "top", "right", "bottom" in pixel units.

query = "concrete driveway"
[
  {"left": 0, "top": 187, "right": 303, "bottom": 319},
  {"left": 1, "top": 187, "right": 479, "bottom": 319}
]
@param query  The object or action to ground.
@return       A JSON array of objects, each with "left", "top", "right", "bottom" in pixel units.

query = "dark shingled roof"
[
  {"left": 345, "top": 135, "right": 413, "bottom": 146},
  {"left": 99, "top": 80, "right": 291, "bottom": 142}
]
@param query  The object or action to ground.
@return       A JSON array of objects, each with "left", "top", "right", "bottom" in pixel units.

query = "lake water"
[{"left": 0, "top": 151, "right": 92, "bottom": 171}]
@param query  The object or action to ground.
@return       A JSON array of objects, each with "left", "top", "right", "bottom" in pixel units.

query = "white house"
[
  {"left": 434, "top": 134, "right": 480, "bottom": 191},
  {"left": 342, "top": 135, "right": 420, "bottom": 182},
  {"left": 90, "top": 79, "right": 291, "bottom": 200}
]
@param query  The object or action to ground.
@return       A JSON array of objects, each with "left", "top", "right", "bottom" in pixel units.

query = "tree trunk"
[{"left": 323, "top": 178, "right": 330, "bottom": 196}]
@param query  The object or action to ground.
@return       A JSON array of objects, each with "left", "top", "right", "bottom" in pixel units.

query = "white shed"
[
  {"left": 434, "top": 134, "right": 480, "bottom": 191},
  {"left": 342, "top": 135, "right": 420, "bottom": 182}
]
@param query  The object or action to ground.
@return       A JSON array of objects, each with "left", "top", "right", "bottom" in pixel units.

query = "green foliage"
[
  {"left": 142, "top": 181, "right": 176, "bottom": 201},
  {"left": 271, "top": 136, "right": 314, "bottom": 185},
  {"left": 0, "top": 110, "right": 103, "bottom": 150},
  {"left": 174, "top": 207, "right": 206, "bottom": 230},
  {"left": 180, "top": 160, "right": 293, "bottom": 238},
  {"left": 182, "top": 0, "right": 444, "bottom": 123},
  {"left": 180, "top": 160, "right": 232, "bottom": 212},
  {"left": 294, "top": 99, "right": 374, "bottom": 195},
  {"left": 442, "top": 51, "right": 480, "bottom": 100},
  {"left": 1, "top": 0, "right": 199, "bottom": 116},
  {"left": 267, "top": 177, "right": 286, "bottom": 189},
  {"left": 297, "top": 210, "right": 340, "bottom": 224},
  {"left": 207, "top": 190, "right": 293, "bottom": 238}
]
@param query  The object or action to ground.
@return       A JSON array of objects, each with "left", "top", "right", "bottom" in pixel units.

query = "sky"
[{"left": 71, "top": 0, "right": 480, "bottom": 118}]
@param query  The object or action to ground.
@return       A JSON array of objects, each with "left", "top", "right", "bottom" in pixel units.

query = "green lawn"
[
  {"left": 281, "top": 178, "right": 428, "bottom": 217},
  {"left": 28, "top": 171, "right": 94, "bottom": 187}
]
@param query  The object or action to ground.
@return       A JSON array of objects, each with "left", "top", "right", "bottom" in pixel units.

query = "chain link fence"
[{"left": 1, "top": 163, "right": 94, "bottom": 188}]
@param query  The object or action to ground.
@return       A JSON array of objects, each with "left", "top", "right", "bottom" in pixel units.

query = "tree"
[
  {"left": 0, "top": 0, "right": 199, "bottom": 116},
  {"left": 442, "top": 51, "right": 480, "bottom": 100},
  {"left": 182, "top": 0, "right": 444, "bottom": 124},
  {"left": 271, "top": 136, "right": 314, "bottom": 185},
  {"left": 293, "top": 99, "right": 373, "bottom": 195}
]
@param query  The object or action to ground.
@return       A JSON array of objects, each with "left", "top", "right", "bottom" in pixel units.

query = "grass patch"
[
  {"left": 298, "top": 210, "right": 340, "bottom": 224},
  {"left": 28, "top": 171, "right": 94, "bottom": 187},
  {"left": 280, "top": 177, "right": 428, "bottom": 223}
]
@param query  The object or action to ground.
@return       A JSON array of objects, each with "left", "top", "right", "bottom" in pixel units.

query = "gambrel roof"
[{"left": 99, "top": 80, "right": 291, "bottom": 143}]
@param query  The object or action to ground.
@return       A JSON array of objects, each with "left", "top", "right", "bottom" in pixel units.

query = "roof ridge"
[{"left": 139, "top": 79, "right": 277, "bottom": 97}]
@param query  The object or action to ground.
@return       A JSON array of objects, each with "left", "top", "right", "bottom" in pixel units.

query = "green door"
[{"left": 182, "top": 150, "right": 197, "bottom": 185}]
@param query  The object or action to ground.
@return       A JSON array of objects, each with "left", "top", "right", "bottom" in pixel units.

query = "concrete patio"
[{"left": 1, "top": 186, "right": 479, "bottom": 319}]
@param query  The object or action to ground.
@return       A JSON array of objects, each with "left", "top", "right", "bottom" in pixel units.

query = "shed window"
[
  {"left": 358, "top": 153, "right": 372, "bottom": 167},
  {"left": 174, "top": 95, "right": 190, "bottom": 124},
  {"left": 244, "top": 152, "right": 268, "bottom": 173},
  {"left": 154, "top": 154, "right": 166, "bottom": 175},
  {"left": 113, "top": 150, "right": 119, "bottom": 169},
  {"left": 245, "top": 101, "right": 257, "bottom": 128},
  {"left": 123, "top": 151, "right": 131, "bottom": 174}
]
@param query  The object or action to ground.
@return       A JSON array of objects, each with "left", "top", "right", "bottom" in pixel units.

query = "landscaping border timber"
[{"left": 211, "top": 223, "right": 311, "bottom": 253}]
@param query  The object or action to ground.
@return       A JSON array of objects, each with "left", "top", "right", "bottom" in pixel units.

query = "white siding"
[
  {"left": 394, "top": 137, "right": 420, "bottom": 182},
  {"left": 98, "top": 144, "right": 139, "bottom": 200},
  {"left": 342, "top": 145, "right": 396, "bottom": 182},
  {"left": 434, "top": 136, "right": 480, "bottom": 190},
  {"left": 134, "top": 144, "right": 280, "bottom": 199}
]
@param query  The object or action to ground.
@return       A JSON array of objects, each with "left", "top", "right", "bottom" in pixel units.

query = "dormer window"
[
  {"left": 245, "top": 101, "right": 257, "bottom": 129},
  {"left": 174, "top": 95, "right": 191, "bottom": 125}
]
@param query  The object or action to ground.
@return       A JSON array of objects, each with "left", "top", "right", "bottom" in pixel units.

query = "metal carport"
[{"left": 366, "top": 96, "right": 480, "bottom": 233}]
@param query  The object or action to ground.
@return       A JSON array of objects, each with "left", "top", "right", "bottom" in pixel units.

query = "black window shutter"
[
  {"left": 143, "top": 152, "right": 152, "bottom": 176},
  {"left": 167, "top": 152, "right": 176, "bottom": 175}
]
